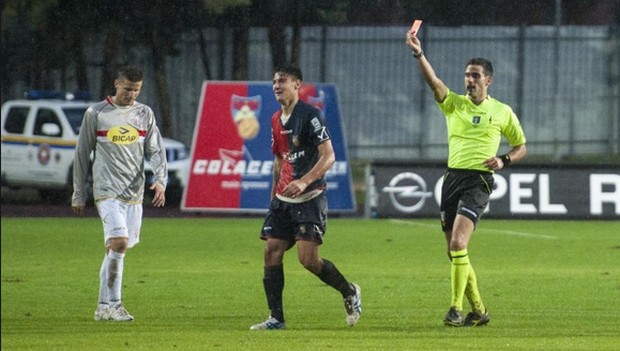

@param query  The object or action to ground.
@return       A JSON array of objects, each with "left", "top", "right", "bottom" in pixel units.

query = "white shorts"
[{"left": 96, "top": 199, "right": 143, "bottom": 248}]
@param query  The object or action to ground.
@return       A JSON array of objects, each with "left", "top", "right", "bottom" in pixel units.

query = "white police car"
[{"left": 1, "top": 91, "right": 189, "bottom": 204}]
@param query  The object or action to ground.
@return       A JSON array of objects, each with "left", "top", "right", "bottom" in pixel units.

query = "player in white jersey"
[{"left": 72, "top": 65, "right": 168, "bottom": 322}]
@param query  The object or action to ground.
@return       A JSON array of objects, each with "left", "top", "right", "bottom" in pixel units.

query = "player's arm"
[
  {"left": 72, "top": 109, "right": 96, "bottom": 214},
  {"left": 143, "top": 117, "right": 168, "bottom": 207},
  {"left": 406, "top": 32, "right": 448, "bottom": 103},
  {"left": 271, "top": 155, "right": 283, "bottom": 199},
  {"left": 301, "top": 140, "right": 336, "bottom": 185},
  {"left": 142, "top": 133, "right": 166, "bottom": 209},
  {"left": 281, "top": 140, "right": 335, "bottom": 198}
]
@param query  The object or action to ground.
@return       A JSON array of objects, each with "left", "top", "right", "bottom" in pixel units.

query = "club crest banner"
[{"left": 181, "top": 81, "right": 356, "bottom": 213}]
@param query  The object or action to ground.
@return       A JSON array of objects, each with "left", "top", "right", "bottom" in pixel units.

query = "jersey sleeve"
[
  {"left": 437, "top": 88, "right": 458, "bottom": 115},
  {"left": 271, "top": 113, "right": 281, "bottom": 156},
  {"left": 308, "top": 110, "right": 331, "bottom": 146},
  {"left": 502, "top": 108, "right": 527, "bottom": 147},
  {"left": 143, "top": 107, "right": 168, "bottom": 188},
  {"left": 71, "top": 107, "right": 97, "bottom": 206}
]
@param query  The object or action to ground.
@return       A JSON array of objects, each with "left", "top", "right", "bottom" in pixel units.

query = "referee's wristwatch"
[{"left": 499, "top": 154, "right": 511, "bottom": 166}]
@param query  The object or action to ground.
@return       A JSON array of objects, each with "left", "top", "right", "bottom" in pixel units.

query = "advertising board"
[
  {"left": 371, "top": 163, "right": 619, "bottom": 219},
  {"left": 182, "top": 81, "right": 356, "bottom": 213}
]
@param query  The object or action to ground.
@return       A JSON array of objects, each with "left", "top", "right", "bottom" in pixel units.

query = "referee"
[{"left": 406, "top": 30, "right": 527, "bottom": 327}]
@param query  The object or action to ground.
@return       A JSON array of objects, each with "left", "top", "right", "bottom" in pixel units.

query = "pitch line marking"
[{"left": 389, "top": 219, "right": 558, "bottom": 240}]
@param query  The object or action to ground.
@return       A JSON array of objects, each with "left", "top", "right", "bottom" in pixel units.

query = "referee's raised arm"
[{"left": 406, "top": 31, "right": 448, "bottom": 103}]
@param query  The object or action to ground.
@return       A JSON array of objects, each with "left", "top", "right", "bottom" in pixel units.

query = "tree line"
[{"left": 2, "top": 0, "right": 616, "bottom": 137}]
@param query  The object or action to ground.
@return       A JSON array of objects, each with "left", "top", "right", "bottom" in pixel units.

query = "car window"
[
  {"left": 166, "top": 146, "right": 189, "bottom": 162},
  {"left": 63, "top": 106, "right": 88, "bottom": 135},
  {"left": 167, "top": 148, "right": 178, "bottom": 162},
  {"left": 33, "top": 108, "right": 62, "bottom": 137},
  {"left": 3, "top": 106, "right": 29, "bottom": 134}
]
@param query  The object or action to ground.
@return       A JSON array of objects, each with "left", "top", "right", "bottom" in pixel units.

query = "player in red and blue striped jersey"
[{"left": 250, "top": 63, "right": 361, "bottom": 330}]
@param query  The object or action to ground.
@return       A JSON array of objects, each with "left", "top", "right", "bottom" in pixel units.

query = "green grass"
[{"left": 1, "top": 217, "right": 618, "bottom": 350}]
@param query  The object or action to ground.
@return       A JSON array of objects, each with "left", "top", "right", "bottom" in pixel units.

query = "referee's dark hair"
[{"left": 467, "top": 58, "right": 494, "bottom": 77}]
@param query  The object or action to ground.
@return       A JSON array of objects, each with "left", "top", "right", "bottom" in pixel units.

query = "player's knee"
[
  {"left": 299, "top": 257, "right": 321, "bottom": 274},
  {"left": 108, "top": 237, "right": 128, "bottom": 253},
  {"left": 264, "top": 246, "right": 285, "bottom": 265}
]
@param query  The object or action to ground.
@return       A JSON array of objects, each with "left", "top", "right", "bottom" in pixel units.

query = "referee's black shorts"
[{"left": 440, "top": 168, "right": 494, "bottom": 233}]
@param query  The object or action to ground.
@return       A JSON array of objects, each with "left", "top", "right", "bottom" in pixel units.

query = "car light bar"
[{"left": 25, "top": 90, "right": 92, "bottom": 101}]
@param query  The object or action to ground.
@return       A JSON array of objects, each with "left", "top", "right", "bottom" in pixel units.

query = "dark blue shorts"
[
  {"left": 260, "top": 193, "right": 328, "bottom": 249},
  {"left": 440, "top": 168, "right": 494, "bottom": 232}
]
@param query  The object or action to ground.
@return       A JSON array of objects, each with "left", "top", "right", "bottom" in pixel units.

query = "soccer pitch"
[{"left": 1, "top": 217, "right": 618, "bottom": 350}]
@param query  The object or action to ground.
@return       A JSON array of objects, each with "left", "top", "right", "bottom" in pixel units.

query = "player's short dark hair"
[
  {"left": 117, "top": 65, "right": 144, "bottom": 82},
  {"left": 467, "top": 58, "right": 494, "bottom": 77},
  {"left": 273, "top": 63, "right": 303, "bottom": 81}
]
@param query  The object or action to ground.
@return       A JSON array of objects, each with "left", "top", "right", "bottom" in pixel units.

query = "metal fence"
[
  {"left": 12, "top": 25, "right": 620, "bottom": 162},
  {"left": 277, "top": 25, "right": 620, "bottom": 161}
]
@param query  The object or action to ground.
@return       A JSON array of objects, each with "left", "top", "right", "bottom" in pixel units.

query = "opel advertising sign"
[{"left": 372, "top": 163, "right": 619, "bottom": 219}]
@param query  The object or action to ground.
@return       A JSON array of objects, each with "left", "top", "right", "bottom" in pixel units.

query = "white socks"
[
  {"left": 97, "top": 255, "right": 109, "bottom": 306},
  {"left": 98, "top": 250, "right": 125, "bottom": 307}
]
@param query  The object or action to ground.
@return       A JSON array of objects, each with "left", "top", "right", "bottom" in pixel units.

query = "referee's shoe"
[
  {"left": 463, "top": 309, "right": 490, "bottom": 327},
  {"left": 443, "top": 306, "right": 464, "bottom": 327}
]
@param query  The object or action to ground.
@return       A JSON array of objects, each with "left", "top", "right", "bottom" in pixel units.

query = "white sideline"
[{"left": 388, "top": 219, "right": 558, "bottom": 240}]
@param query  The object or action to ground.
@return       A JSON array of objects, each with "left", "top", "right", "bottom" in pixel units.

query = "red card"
[{"left": 410, "top": 20, "right": 423, "bottom": 35}]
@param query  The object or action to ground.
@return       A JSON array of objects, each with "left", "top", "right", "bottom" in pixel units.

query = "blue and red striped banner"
[{"left": 182, "top": 81, "right": 356, "bottom": 213}]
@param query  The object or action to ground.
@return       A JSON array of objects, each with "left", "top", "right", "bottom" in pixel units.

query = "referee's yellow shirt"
[{"left": 437, "top": 89, "right": 526, "bottom": 172}]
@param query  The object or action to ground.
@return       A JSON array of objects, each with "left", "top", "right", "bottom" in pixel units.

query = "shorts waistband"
[
  {"left": 276, "top": 189, "right": 323, "bottom": 203},
  {"left": 446, "top": 168, "right": 493, "bottom": 175}
]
